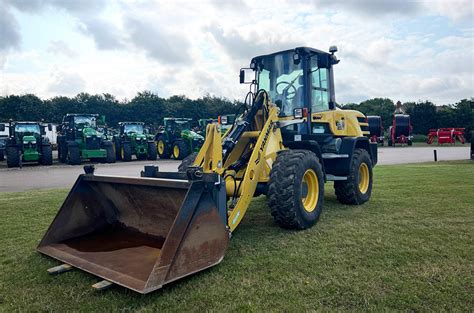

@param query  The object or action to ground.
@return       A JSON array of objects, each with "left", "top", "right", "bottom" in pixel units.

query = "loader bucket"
[{"left": 38, "top": 168, "right": 229, "bottom": 294}]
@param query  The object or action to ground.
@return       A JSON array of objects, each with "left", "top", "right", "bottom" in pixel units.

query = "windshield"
[
  {"left": 15, "top": 124, "right": 40, "bottom": 134},
  {"left": 74, "top": 116, "right": 96, "bottom": 128},
  {"left": 257, "top": 51, "right": 304, "bottom": 116},
  {"left": 124, "top": 124, "right": 143, "bottom": 134},
  {"left": 170, "top": 120, "right": 190, "bottom": 131}
]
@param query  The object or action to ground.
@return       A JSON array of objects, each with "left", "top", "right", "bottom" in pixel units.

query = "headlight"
[
  {"left": 86, "top": 135, "right": 92, "bottom": 138},
  {"left": 31, "top": 140, "right": 36, "bottom": 144},
  {"left": 23, "top": 141, "right": 28, "bottom": 144}
]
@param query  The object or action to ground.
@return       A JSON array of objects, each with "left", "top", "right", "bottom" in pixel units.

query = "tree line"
[
  {"left": 0, "top": 92, "right": 240, "bottom": 130},
  {"left": 0, "top": 93, "right": 472, "bottom": 139}
]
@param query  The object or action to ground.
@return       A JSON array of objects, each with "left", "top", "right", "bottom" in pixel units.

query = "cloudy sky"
[{"left": 0, "top": 0, "right": 473, "bottom": 105}]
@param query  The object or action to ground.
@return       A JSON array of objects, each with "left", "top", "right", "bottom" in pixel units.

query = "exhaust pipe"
[{"left": 38, "top": 166, "right": 229, "bottom": 294}]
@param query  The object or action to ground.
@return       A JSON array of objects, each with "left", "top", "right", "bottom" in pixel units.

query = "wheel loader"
[
  {"left": 38, "top": 46, "right": 377, "bottom": 294},
  {"left": 57, "top": 114, "right": 116, "bottom": 165},
  {"left": 114, "top": 122, "right": 157, "bottom": 161},
  {"left": 0, "top": 121, "right": 53, "bottom": 168}
]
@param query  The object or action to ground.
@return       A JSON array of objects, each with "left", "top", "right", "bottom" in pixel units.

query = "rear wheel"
[
  {"left": 67, "top": 142, "right": 81, "bottom": 165},
  {"left": 58, "top": 140, "right": 68, "bottom": 163},
  {"left": 408, "top": 139, "right": 413, "bottom": 146},
  {"left": 40, "top": 144, "right": 53, "bottom": 165},
  {"left": 104, "top": 142, "right": 116, "bottom": 163},
  {"left": 178, "top": 152, "right": 198, "bottom": 172},
  {"left": 267, "top": 150, "right": 324, "bottom": 230},
  {"left": 172, "top": 140, "right": 189, "bottom": 160},
  {"left": 334, "top": 148, "right": 373, "bottom": 205},
  {"left": 0, "top": 150, "right": 4, "bottom": 161},
  {"left": 157, "top": 136, "right": 170, "bottom": 159},
  {"left": 388, "top": 139, "right": 393, "bottom": 146},
  {"left": 147, "top": 142, "right": 158, "bottom": 160},
  {"left": 121, "top": 142, "right": 132, "bottom": 162},
  {"left": 6, "top": 146, "right": 20, "bottom": 168}
]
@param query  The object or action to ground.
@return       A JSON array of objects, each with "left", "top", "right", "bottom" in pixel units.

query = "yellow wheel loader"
[{"left": 38, "top": 46, "right": 377, "bottom": 294}]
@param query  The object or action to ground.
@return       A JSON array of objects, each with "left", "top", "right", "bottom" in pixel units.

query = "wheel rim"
[
  {"left": 358, "top": 163, "right": 369, "bottom": 194},
  {"left": 302, "top": 169, "right": 319, "bottom": 213},
  {"left": 173, "top": 145, "right": 180, "bottom": 158},
  {"left": 158, "top": 141, "right": 164, "bottom": 154}
]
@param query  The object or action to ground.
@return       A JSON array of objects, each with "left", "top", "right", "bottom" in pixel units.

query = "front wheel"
[
  {"left": 121, "top": 142, "right": 132, "bottom": 162},
  {"left": 147, "top": 142, "right": 158, "bottom": 160},
  {"left": 334, "top": 148, "right": 373, "bottom": 205},
  {"left": 40, "top": 145, "right": 53, "bottom": 165},
  {"left": 67, "top": 142, "right": 81, "bottom": 165},
  {"left": 267, "top": 150, "right": 324, "bottom": 230},
  {"left": 0, "top": 150, "right": 4, "bottom": 161},
  {"left": 172, "top": 140, "right": 189, "bottom": 160},
  {"left": 6, "top": 146, "right": 21, "bottom": 168},
  {"left": 156, "top": 136, "right": 170, "bottom": 159},
  {"left": 104, "top": 142, "right": 116, "bottom": 163}
]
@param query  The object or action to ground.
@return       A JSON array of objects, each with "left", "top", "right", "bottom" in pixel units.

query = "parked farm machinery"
[
  {"left": 427, "top": 128, "right": 465, "bottom": 145},
  {"left": 114, "top": 122, "right": 157, "bottom": 161},
  {"left": 0, "top": 121, "right": 53, "bottom": 168},
  {"left": 155, "top": 118, "right": 204, "bottom": 160},
  {"left": 367, "top": 116, "right": 384, "bottom": 145},
  {"left": 388, "top": 114, "right": 413, "bottom": 146}
]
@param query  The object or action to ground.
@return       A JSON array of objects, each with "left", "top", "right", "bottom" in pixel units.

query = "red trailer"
[
  {"left": 427, "top": 128, "right": 465, "bottom": 145},
  {"left": 388, "top": 114, "right": 413, "bottom": 146}
]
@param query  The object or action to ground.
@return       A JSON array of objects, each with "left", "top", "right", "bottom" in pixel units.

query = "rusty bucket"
[{"left": 38, "top": 167, "right": 229, "bottom": 294}]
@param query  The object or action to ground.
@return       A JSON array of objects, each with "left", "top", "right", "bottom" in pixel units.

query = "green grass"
[{"left": 1, "top": 161, "right": 473, "bottom": 311}]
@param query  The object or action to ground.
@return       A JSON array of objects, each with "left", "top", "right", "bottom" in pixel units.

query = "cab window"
[{"left": 310, "top": 57, "right": 329, "bottom": 113}]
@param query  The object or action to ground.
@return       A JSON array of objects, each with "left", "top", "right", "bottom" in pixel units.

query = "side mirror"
[
  {"left": 47, "top": 123, "right": 52, "bottom": 131},
  {"left": 293, "top": 52, "right": 301, "bottom": 65},
  {"left": 0, "top": 124, "right": 4, "bottom": 132},
  {"left": 239, "top": 69, "right": 245, "bottom": 84},
  {"left": 239, "top": 68, "right": 254, "bottom": 84}
]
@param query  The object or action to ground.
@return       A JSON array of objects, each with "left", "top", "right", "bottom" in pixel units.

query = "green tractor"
[
  {"left": 197, "top": 118, "right": 218, "bottom": 136},
  {"left": 0, "top": 121, "right": 53, "bottom": 168},
  {"left": 155, "top": 118, "right": 204, "bottom": 160},
  {"left": 218, "top": 114, "right": 236, "bottom": 135},
  {"left": 114, "top": 122, "right": 157, "bottom": 161},
  {"left": 57, "top": 114, "right": 115, "bottom": 165}
]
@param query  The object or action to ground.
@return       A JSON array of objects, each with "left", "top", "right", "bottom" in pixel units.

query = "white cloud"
[
  {"left": 47, "top": 72, "right": 86, "bottom": 95},
  {"left": 0, "top": 0, "right": 473, "bottom": 105}
]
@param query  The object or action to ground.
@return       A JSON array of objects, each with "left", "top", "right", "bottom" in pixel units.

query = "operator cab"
[{"left": 244, "top": 47, "right": 338, "bottom": 116}]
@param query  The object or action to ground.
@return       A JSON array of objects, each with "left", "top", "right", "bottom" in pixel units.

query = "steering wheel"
[{"left": 276, "top": 81, "right": 297, "bottom": 100}]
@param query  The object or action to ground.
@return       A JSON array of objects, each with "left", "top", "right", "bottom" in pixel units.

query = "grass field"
[{"left": 0, "top": 161, "right": 473, "bottom": 311}]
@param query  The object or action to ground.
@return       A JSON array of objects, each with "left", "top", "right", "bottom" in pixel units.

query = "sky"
[{"left": 0, "top": 0, "right": 473, "bottom": 105}]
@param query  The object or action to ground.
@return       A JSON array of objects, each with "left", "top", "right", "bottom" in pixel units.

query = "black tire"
[
  {"left": 267, "top": 150, "right": 324, "bottom": 230},
  {"left": 0, "top": 150, "right": 4, "bottom": 161},
  {"left": 6, "top": 146, "right": 20, "bottom": 168},
  {"left": 156, "top": 136, "right": 170, "bottom": 159},
  {"left": 178, "top": 152, "right": 198, "bottom": 172},
  {"left": 147, "top": 142, "right": 158, "bottom": 160},
  {"left": 121, "top": 142, "right": 132, "bottom": 162},
  {"left": 104, "top": 142, "right": 116, "bottom": 163},
  {"left": 407, "top": 139, "right": 413, "bottom": 146},
  {"left": 172, "top": 140, "right": 189, "bottom": 160},
  {"left": 388, "top": 139, "right": 393, "bottom": 147},
  {"left": 40, "top": 145, "right": 53, "bottom": 165},
  {"left": 114, "top": 139, "right": 122, "bottom": 161},
  {"left": 334, "top": 148, "right": 373, "bottom": 205},
  {"left": 58, "top": 140, "right": 68, "bottom": 163},
  {"left": 67, "top": 142, "right": 81, "bottom": 165}
]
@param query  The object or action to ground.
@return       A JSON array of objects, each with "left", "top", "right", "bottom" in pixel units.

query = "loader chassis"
[{"left": 39, "top": 46, "right": 377, "bottom": 294}]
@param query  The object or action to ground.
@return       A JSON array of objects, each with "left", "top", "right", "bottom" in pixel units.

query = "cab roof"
[{"left": 251, "top": 47, "right": 331, "bottom": 62}]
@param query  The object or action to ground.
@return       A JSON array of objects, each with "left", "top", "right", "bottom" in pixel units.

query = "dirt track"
[{"left": 0, "top": 146, "right": 470, "bottom": 192}]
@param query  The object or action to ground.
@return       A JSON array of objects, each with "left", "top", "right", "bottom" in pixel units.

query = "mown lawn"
[{"left": 0, "top": 161, "right": 473, "bottom": 311}]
